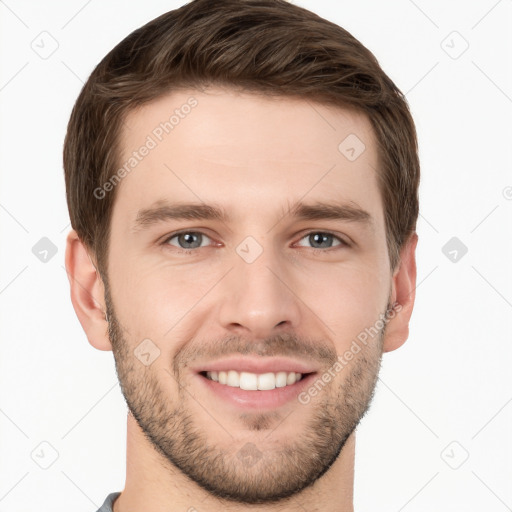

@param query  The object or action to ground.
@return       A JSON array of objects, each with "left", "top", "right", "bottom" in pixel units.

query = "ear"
[
  {"left": 64, "top": 230, "right": 112, "bottom": 351},
  {"left": 382, "top": 232, "right": 418, "bottom": 353}
]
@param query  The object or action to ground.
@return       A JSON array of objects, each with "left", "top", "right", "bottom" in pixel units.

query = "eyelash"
[{"left": 161, "top": 230, "right": 350, "bottom": 254}]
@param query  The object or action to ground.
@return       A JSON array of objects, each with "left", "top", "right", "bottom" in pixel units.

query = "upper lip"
[{"left": 192, "top": 356, "right": 318, "bottom": 375}]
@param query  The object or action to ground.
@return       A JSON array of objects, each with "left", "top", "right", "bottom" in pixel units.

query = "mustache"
[{"left": 174, "top": 332, "right": 339, "bottom": 374}]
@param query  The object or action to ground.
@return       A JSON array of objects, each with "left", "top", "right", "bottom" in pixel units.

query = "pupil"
[
  {"left": 312, "top": 233, "right": 330, "bottom": 248},
  {"left": 181, "top": 233, "right": 199, "bottom": 248}
]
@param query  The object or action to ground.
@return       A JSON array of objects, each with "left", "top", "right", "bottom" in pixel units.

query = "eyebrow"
[{"left": 132, "top": 199, "right": 374, "bottom": 232}]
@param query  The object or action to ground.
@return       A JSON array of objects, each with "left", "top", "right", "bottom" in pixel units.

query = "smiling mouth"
[{"left": 199, "top": 370, "right": 316, "bottom": 391}]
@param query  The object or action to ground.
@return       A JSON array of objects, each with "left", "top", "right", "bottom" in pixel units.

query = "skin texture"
[{"left": 66, "top": 87, "right": 418, "bottom": 512}]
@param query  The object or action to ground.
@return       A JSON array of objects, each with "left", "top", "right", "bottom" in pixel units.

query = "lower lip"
[{"left": 196, "top": 372, "right": 317, "bottom": 410}]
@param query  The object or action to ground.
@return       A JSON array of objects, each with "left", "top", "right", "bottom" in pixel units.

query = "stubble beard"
[{"left": 105, "top": 284, "right": 388, "bottom": 505}]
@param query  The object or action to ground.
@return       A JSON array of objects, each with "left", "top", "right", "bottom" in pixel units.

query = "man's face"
[{"left": 105, "top": 87, "right": 394, "bottom": 504}]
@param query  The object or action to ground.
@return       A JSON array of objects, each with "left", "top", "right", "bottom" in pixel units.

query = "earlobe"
[
  {"left": 64, "top": 230, "right": 113, "bottom": 351},
  {"left": 382, "top": 232, "right": 419, "bottom": 353}
]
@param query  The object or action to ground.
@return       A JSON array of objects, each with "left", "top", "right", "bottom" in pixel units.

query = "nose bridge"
[{"left": 218, "top": 236, "right": 301, "bottom": 337}]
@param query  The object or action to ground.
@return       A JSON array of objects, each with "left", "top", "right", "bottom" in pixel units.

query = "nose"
[{"left": 218, "top": 242, "right": 301, "bottom": 341}]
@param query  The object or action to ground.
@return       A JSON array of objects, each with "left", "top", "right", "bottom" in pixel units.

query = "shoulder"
[{"left": 95, "top": 492, "right": 121, "bottom": 512}]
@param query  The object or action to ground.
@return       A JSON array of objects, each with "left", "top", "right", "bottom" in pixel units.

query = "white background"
[{"left": 0, "top": 1, "right": 511, "bottom": 511}]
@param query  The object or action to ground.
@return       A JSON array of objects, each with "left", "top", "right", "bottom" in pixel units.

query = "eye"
[
  {"left": 295, "top": 231, "right": 349, "bottom": 250},
  {"left": 161, "top": 230, "right": 350, "bottom": 254},
  {"left": 163, "top": 231, "right": 213, "bottom": 251}
]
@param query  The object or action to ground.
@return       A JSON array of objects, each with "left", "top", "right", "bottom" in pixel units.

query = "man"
[{"left": 63, "top": 0, "right": 419, "bottom": 510}]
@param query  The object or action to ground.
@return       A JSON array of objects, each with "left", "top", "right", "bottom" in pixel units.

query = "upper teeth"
[{"left": 206, "top": 370, "right": 303, "bottom": 390}]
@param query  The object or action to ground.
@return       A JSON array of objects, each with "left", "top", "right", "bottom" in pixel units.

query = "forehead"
[{"left": 114, "top": 87, "right": 383, "bottom": 230}]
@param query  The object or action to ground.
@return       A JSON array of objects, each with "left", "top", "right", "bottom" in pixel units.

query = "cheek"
[
  {"left": 299, "top": 262, "right": 388, "bottom": 347},
  {"left": 108, "top": 256, "right": 222, "bottom": 338}
]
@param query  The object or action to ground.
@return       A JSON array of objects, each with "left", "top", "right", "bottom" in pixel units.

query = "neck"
[{"left": 113, "top": 413, "right": 355, "bottom": 512}]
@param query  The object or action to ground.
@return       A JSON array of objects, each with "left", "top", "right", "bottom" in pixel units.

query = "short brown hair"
[{"left": 63, "top": 0, "right": 420, "bottom": 278}]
